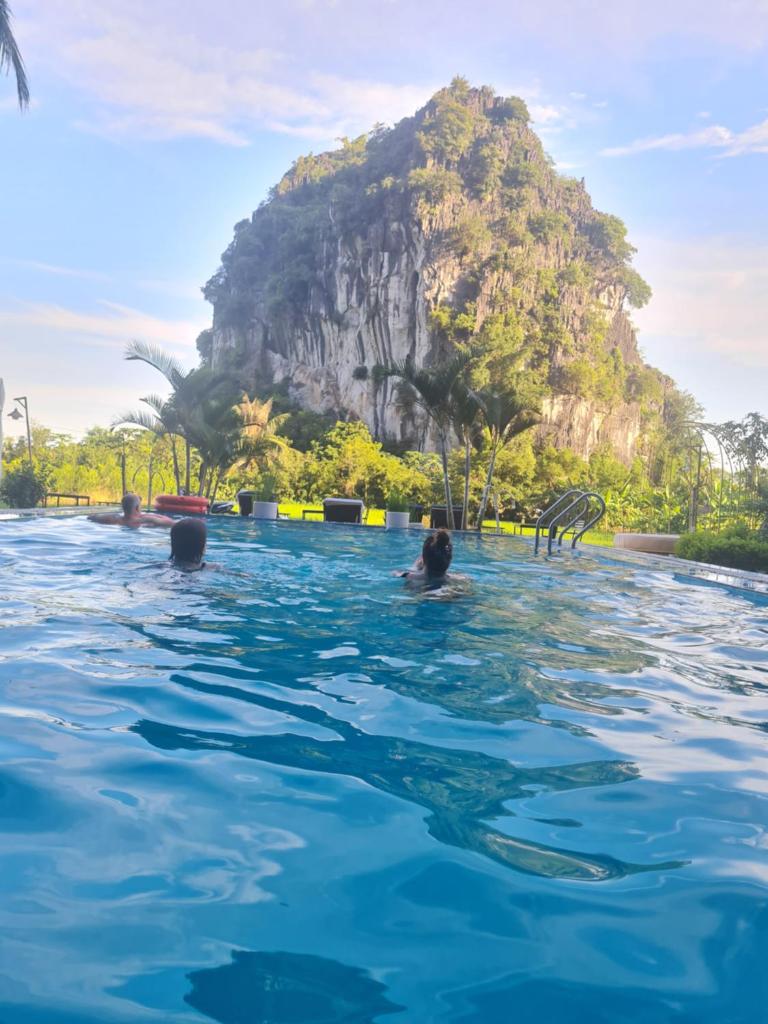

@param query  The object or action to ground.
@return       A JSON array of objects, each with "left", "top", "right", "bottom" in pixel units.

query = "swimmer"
[
  {"left": 169, "top": 517, "right": 207, "bottom": 571},
  {"left": 88, "top": 493, "right": 174, "bottom": 528},
  {"left": 396, "top": 529, "right": 453, "bottom": 585}
]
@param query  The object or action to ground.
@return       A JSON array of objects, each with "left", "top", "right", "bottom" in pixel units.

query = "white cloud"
[
  {"left": 633, "top": 236, "right": 768, "bottom": 369},
  {"left": 602, "top": 118, "right": 768, "bottom": 157},
  {"left": 19, "top": 2, "right": 436, "bottom": 145},
  {"left": 0, "top": 300, "right": 203, "bottom": 351},
  {"left": 530, "top": 104, "right": 562, "bottom": 124},
  {"left": 9, "top": 259, "right": 111, "bottom": 281}
]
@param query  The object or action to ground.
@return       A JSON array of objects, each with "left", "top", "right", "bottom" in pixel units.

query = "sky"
[{"left": 1, "top": 0, "right": 767, "bottom": 439}]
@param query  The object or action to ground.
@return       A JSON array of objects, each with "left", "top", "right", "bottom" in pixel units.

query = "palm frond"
[
  {"left": 0, "top": 1, "right": 29, "bottom": 109},
  {"left": 124, "top": 340, "right": 187, "bottom": 389},
  {"left": 111, "top": 408, "right": 165, "bottom": 434}
]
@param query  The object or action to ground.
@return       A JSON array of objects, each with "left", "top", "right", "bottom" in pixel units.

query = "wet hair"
[
  {"left": 170, "top": 517, "right": 207, "bottom": 565},
  {"left": 122, "top": 493, "right": 141, "bottom": 516},
  {"left": 422, "top": 529, "right": 453, "bottom": 577}
]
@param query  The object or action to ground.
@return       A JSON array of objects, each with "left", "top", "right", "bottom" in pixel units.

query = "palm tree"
[
  {"left": 475, "top": 387, "right": 541, "bottom": 529},
  {"left": 386, "top": 352, "right": 471, "bottom": 529},
  {"left": 1, "top": 1, "right": 29, "bottom": 108},
  {"left": 113, "top": 393, "right": 184, "bottom": 493},
  {"left": 451, "top": 380, "right": 482, "bottom": 530},
  {"left": 124, "top": 341, "right": 236, "bottom": 494}
]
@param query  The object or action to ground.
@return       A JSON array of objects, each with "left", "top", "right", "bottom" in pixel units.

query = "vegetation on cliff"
[{"left": 203, "top": 77, "right": 664, "bottom": 425}]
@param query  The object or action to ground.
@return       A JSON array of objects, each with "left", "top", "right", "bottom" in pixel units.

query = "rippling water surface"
[{"left": 0, "top": 515, "right": 767, "bottom": 1023}]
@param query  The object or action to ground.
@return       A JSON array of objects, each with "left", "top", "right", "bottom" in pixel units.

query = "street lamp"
[{"left": 8, "top": 396, "right": 32, "bottom": 464}]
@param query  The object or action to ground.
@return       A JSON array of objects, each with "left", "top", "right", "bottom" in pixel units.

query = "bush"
[
  {"left": 675, "top": 527, "right": 768, "bottom": 574},
  {"left": 0, "top": 465, "right": 47, "bottom": 508}
]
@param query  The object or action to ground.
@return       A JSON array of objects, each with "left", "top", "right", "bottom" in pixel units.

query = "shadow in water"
[
  {"left": 133, "top": 679, "right": 685, "bottom": 881},
  {"left": 185, "top": 949, "right": 404, "bottom": 1023}
]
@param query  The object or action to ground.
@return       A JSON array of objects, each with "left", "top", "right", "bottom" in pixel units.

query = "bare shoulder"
[
  {"left": 140, "top": 514, "right": 175, "bottom": 527},
  {"left": 87, "top": 513, "right": 121, "bottom": 525}
]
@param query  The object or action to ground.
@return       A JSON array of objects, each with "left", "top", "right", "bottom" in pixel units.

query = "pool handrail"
[
  {"left": 557, "top": 492, "right": 607, "bottom": 549},
  {"left": 534, "top": 489, "right": 584, "bottom": 553},
  {"left": 568, "top": 493, "right": 606, "bottom": 548},
  {"left": 535, "top": 489, "right": 606, "bottom": 554}
]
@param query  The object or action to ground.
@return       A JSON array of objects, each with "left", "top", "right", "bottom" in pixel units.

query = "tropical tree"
[
  {"left": 113, "top": 393, "right": 184, "bottom": 493},
  {"left": 451, "top": 379, "right": 483, "bottom": 530},
  {"left": 386, "top": 352, "right": 471, "bottom": 528},
  {"left": 123, "top": 341, "right": 237, "bottom": 494},
  {"left": 475, "top": 387, "right": 541, "bottom": 529},
  {"left": 1, "top": 1, "right": 29, "bottom": 108}
]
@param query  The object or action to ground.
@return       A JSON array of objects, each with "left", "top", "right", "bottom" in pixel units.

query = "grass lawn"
[{"left": 275, "top": 502, "right": 615, "bottom": 547}]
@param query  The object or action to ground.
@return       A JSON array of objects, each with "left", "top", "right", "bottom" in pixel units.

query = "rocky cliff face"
[{"left": 203, "top": 80, "right": 667, "bottom": 461}]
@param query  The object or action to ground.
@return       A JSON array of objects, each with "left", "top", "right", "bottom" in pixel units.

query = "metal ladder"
[{"left": 534, "top": 489, "right": 606, "bottom": 555}]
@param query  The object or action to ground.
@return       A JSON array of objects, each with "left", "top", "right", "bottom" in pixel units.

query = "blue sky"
[{"left": 1, "top": 0, "right": 767, "bottom": 438}]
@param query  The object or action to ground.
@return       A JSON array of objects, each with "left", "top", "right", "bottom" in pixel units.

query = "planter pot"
[
  {"left": 236, "top": 490, "right": 256, "bottom": 517},
  {"left": 385, "top": 510, "right": 410, "bottom": 530},
  {"left": 252, "top": 500, "right": 278, "bottom": 521}
]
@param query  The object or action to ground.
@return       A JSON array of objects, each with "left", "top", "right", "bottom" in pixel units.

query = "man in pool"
[
  {"left": 88, "top": 493, "right": 174, "bottom": 528},
  {"left": 397, "top": 529, "right": 454, "bottom": 584},
  {"left": 169, "top": 517, "right": 207, "bottom": 571}
]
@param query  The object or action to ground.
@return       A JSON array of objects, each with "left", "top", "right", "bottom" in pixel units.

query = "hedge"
[{"left": 675, "top": 528, "right": 768, "bottom": 574}]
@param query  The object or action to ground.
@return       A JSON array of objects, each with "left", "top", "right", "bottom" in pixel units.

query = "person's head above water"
[
  {"left": 170, "top": 517, "right": 207, "bottom": 567},
  {"left": 121, "top": 492, "right": 141, "bottom": 517},
  {"left": 422, "top": 529, "right": 453, "bottom": 578}
]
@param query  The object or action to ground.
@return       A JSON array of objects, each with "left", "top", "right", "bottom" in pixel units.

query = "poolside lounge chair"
[
  {"left": 430, "top": 505, "right": 464, "bottom": 530},
  {"left": 322, "top": 497, "right": 365, "bottom": 524}
]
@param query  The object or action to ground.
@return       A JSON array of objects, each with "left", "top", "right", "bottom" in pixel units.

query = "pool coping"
[{"left": 3, "top": 505, "right": 766, "bottom": 596}]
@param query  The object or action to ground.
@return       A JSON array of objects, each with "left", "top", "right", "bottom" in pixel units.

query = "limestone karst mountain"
[{"left": 201, "top": 78, "right": 676, "bottom": 460}]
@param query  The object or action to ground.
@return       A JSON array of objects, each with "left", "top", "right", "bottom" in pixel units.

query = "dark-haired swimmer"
[
  {"left": 88, "top": 493, "right": 174, "bottom": 528},
  {"left": 169, "top": 517, "right": 207, "bottom": 571},
  {"left": 396, "top": 529, "right": 454, "bottom": 586}
]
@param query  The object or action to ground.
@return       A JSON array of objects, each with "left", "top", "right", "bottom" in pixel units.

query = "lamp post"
[{"left": 8, "top": 396, "right": 32, "bottom": 465}]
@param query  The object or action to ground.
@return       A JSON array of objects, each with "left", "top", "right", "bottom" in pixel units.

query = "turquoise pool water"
[{"left": 0, "top": 515, "right": 766, "bottom": 1023}]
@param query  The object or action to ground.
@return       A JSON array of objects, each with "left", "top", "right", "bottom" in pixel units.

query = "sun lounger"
[
  {"left": 430, "top": 505, "right": 464, "bottom": 529},
  {"left": 322, "top": 498, "right": 365, "bottom": 524}
]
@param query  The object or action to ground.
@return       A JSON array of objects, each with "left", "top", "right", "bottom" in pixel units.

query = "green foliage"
[
  {"left": 417, "top": 86, "right": 477, "bottom": 163},
  {"left": 558, "top": 260, "right": 591, "bottom": 288},
  {"left": 491, "top": 96, "right": 531, "bottom": 124},
  {"left": 408, "top": 166, "right": 463, "bottom": 205},
  {"left": 528, "top": 210, "right": 570, "bottom": 243},
  {"left": 589, "top": 213, "right": 635, "bottom": 263},
  {"left": 676, "top": 527, "right": 768, "bottom": 574},
  {"left": 467, "top": 142, "right": 506, "bottom": 198},
  {"left": 468, "top": 308, "right": 526, "bottom": 390},
  {"left": 0, "top": 464, "right": 47, "bottom": 508},
  {"left": 429, "top": 302, "right": 477, "bottom": 341},
  {"left": 450, "top": 211, "right": 492, "bottom": 257},
  {"left": 386, "top": 488, "right": 410, "bottom": 512},
  {"left": 556, "top": 357, "right": 597, "bottom": 398},
  {"left": 502, "top": 157, "right": 543, "bottom": 191},
  {"left": 253, "top": 472, "right": 278, "bottom": 501},
  {"left": 620, "top": 266, "right": 652, "bottom": 309}
]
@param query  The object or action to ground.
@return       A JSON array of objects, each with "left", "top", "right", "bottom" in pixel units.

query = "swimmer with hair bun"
[{"left": 396, "top": 529, "right": 453, "bottom": 585}]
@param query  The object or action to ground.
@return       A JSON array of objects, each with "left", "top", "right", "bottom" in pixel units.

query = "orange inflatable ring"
[{"left": 154, "top": 494, "right": 210, "bottom": 515}]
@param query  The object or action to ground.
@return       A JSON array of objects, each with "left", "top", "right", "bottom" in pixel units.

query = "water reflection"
[
  {"left": 185, "top": 949, "right": 404, "bottom": 1023},
  {"left": 133, "top": 695, "right": 683, "bottom": 881}
]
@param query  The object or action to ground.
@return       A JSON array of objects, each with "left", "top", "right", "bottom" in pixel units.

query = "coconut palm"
[
  {"left": 475, "top": 387, "right": 540, "bottom": 529},
  {"left": 113, "top": 393, "right": 184, "bottom": 493},
  {"left": 451, "top": 380, "right": 483, "bottom": 530},
  {"left": 1, "top": 1, "right": 29, "bottom": 108},
  {"left": 386, "top": 352, "right": 471, "bottom": 529},
  {"left": 195, "top": 395, "right": 289, "bottom": 500},
  {"left": 124, "top": 341, "right": 237, "bottom": 494}
]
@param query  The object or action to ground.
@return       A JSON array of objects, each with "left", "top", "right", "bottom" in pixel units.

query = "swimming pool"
[{"left": 0, "top": 514, "right": 766, "bottom": 1023}]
